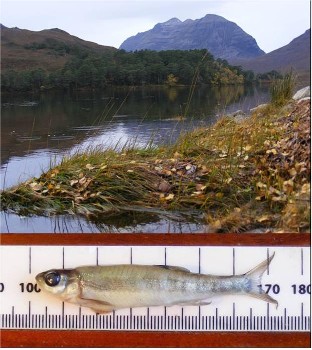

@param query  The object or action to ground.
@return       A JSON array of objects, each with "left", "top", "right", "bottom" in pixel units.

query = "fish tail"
[{"left": 244, "top": 252, "right": 278, "bottom": 307}]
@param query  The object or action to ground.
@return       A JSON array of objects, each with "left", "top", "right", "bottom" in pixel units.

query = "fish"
[{"left": 35, "top": 253, "right": 278, "bottom": 313}]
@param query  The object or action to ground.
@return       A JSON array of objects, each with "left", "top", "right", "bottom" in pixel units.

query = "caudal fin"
[{"left": 244, "top": 253, "right": 278, "bottom": 307}]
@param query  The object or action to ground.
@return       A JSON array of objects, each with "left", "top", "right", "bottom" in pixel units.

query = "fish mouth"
[{"left": 35, "top": 273, "right": 43, "bottom": 284}]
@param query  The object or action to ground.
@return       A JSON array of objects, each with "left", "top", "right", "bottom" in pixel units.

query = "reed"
[
  {"left": 270, "top": 70, "right": 296, "bottom": 106},
  {"left": 1, "top": 93, "right": 310, "bottom": 232}
]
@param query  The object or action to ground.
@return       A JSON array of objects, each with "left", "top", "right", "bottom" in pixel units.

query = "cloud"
[{"left": 1, "top": 0, "right": 310, "bottom": 51}]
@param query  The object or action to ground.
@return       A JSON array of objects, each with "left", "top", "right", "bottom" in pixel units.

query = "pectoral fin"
[
  {"left": 78, "top": 297, "right": 115, "bottom": 313},
  {"left": 195, "top": 301, "right": 212, "bottom": 306}
]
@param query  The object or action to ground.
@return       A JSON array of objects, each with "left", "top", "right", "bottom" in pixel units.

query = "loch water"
[{"left": 1, "top": 85, "right": 270, "bottom": 233}]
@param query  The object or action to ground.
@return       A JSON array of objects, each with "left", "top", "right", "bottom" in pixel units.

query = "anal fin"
[
  {"left": 177, "top": 300, "right": 212, "bottom": 306},
  {"left": 77, "top": 297, "right": 115, "bottom": 314}
]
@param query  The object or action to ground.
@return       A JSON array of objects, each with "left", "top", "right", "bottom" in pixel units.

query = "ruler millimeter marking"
[{"left": 0, "top": 245, "right": 310, "bottom": 331}]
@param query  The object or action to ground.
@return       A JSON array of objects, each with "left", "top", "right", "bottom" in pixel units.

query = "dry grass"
[{"left": 1, "top": 98, "right": 310, "bottom": 232}]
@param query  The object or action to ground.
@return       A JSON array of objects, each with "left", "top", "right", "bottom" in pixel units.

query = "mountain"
[
  {"left": 120, "top": 14, "right": 265, "bottom": 60},
  {"left": 231, "top": 29, "right": 311, "bottom": 77},
  {"left": 1, "top": 24, "right": 116, "bottom": 72}
]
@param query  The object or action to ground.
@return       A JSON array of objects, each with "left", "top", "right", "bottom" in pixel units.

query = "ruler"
[{"left": 0, "top": 245, "right": 310, "bottom": 332}]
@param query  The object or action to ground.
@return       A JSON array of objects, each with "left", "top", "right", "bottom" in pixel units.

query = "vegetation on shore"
[
  {"left": 1, "top": 48, "right": 275, "bottom": 92},
  {"left": 1, "top": 75, "right": 310, "bottom": 232}
]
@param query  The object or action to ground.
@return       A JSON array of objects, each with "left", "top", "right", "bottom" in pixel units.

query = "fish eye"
[{"left": 44, "top": 271, "right": 61, "bottom": 287}]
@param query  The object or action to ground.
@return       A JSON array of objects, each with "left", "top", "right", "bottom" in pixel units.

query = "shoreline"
[{"left": 1, "top": 90, "right": 310, "bottom": 232}]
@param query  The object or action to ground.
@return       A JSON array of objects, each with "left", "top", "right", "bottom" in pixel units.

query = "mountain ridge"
[
  {"left": 0, "top": 24, "right": 116, "bottom": 72},
  {"left": 231, "top": 29, "right": 311, "bottom": 75},
  {"left": 120, "top": 14, "right": 265, "bottom": 60}
]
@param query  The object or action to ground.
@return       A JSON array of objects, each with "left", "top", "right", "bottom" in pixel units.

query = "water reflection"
[
  {"left": 1, "top": 85, "right": 270, "bottom": 233},
  {"left": 0, "top": 211, "right": 205, "bottom": 233}
]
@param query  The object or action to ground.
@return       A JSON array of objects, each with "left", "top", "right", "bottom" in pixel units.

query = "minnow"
[{"left": 35, "top": 253, "right": 277, "bottom": 313}]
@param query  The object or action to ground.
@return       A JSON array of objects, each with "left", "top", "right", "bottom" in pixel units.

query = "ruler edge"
[
  {"left": 0, "top": 233, "right": 310, "bottom": 246},
  {"left": 0, "top": 329, "right": 311, "bottom": 347},
  {"left": 1, "top": 233, "right": 310, "bottom": 347},
  {"left": 0, "top": 236, "right": 310, "bottom": 330}
]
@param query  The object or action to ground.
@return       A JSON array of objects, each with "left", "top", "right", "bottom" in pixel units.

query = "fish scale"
[{"left": 0, "top": 245, "right": 310, "bottom": 331}]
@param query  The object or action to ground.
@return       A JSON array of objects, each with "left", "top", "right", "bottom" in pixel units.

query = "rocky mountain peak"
[
  {"left": 200, "top": 14, "right": 228, "bottom": 22},
  {"left": 162, "top": 18, "right": 182, "bottom": 26},
  {"left": 120, "top": 14, "right": 265, "bottom": 60}
]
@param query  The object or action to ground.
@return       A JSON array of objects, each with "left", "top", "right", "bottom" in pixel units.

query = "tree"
[{"left": 166, "top": 73, "right": 179, "bottom": 86}]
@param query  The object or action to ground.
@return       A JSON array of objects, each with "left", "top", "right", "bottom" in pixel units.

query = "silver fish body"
[{"left": 35, "top": 254, "right": 277, "bottom": 313}]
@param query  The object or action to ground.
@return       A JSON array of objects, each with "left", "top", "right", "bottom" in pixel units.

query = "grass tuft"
[
  {"left": 270, "top": 70, "right": 296, "bottom": 106},
  {"left": 1, "top": 96, "right": 310, "bottom": 232}
]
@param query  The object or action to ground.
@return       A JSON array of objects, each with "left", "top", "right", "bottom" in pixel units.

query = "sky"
[{"left": 1, "top": 0, "right": 310, "bottom": 53}]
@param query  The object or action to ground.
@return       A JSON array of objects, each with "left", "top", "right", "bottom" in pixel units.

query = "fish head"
[{"left": 36, "top": 269, "right": 80, "bottom": 300}]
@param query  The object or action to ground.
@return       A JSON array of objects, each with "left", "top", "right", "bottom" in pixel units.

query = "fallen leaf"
[
  {"left": 158, "top": 180, "right": 171, "bottom": 193},
  {"left": 165, "top": 193, "right": 174, "bottom": 201},
  {"left": 268, "top": 186, "right": 281, "bottom": 195},
  {"left": 86, "top": 163, "right": 95, "bottom": 170},
  {"left": 226, "top": 177, "right": 233, "bottom": 184},
  {"left": 300, "top": 183, "right": 310, "bottom": 194},
  {"left": 266, "top": 149, "right": 278, "bottom": 155},
  {"left": 79, "top": 177, "right": 87, "bottom": 185},
  {"left": 185, "top": 164, "right": 193, "bottom": 170},
  {"left": 213, "top": 220, "right": 222, "bottom": 229},
  {"left": 257, "top": 215, "right": 270, "bottom": 223},
  {"left": 195, "top": 184, "right": 207, "bottom": 191},
  {"left": 295, "top": 162, "right": 306, "bottom": 171},
  {"left": 164, "top": 170, "right": 172, "bottom": 176},
  {"left": 256, "top": 182, "right": 267, "bottom": 189},
  {"left": 191, "top": 191, "right": 202, "bottom": 196},
  {"left": 283, "top": 179, "right": 294, "bottom": 192},
  {"left": 219, "top": 153, "right": 227, "bottom": 158},
  {"left": 70, "top": 179, "right": 78, "bottom": 186},
  {"left": 288, "top": 168, "right": 297, "bottom": 176},
  {"left": 271, "top": 195, "right": 286, "bottom": 202},
  {"left": 29, "top": 182, "right": 42, "bottom": 191}
]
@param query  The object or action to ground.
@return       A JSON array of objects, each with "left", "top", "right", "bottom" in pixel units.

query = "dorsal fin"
[{"left": 155, "top": 265, "right": 190, "bottom": 272}]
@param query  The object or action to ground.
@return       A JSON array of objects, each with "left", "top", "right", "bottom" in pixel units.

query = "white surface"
[{"left": 0, "top": 245, "right": 310, "bottom": 331}]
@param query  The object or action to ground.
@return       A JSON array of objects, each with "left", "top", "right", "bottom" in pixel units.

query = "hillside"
[
  {"left": 231, "top": 29, "right": 311, "bottom": 79},
  {"left": 120, "top": 14, "right": 265, "bottom": 61},
  {"left": 0, "top": 24, "right": 116, "bottom": 72}
]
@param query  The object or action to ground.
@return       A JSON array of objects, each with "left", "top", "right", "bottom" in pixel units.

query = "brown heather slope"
[
  {"left": 231, "top": 29, "right": 311, "bottom": 84},
  {"left": 1, "top": 24, "right": 116, "bottom": 72}
]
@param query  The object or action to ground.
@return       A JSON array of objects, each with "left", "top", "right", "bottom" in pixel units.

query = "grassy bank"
[{"left": 1, "top": 96, "right": 310, "bottom": 232}]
